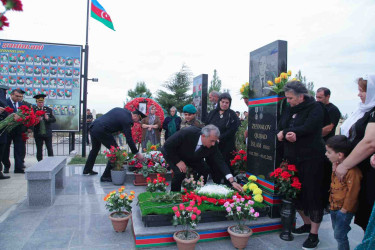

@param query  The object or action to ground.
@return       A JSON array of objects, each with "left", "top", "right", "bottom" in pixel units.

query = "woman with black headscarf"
[
  {"left": 162, "top": 106, "right": 181, "bottom": 142},
  {"left": 277, "top": 81, "right": 326, "bottom": 249},
  {"left": 206, "top": 92, "right": 240, "bottom": 183},
  {"left": 0, "top": 85, "right": 10, "bottom": 179}
]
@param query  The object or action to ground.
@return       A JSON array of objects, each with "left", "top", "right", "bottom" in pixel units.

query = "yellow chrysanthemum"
[
  {"left": 254, "top": 194, "right": 263, "bottom": 203},
  {"left": 248, "top": 175, "right": 257, "bottom": 182},
  {"left": 243, "top": 184, "right": 249, "bottom": 192},
  {"left": 253, "top": 188, "right": 263, "bottom": 195},
  {"left": 267, "top": 80, "right": 273, "bottom": 86},
  {"left": 287, "top": 70, "right": 292, "bottom": 76},
  {"left": 249, "top": 183, "right": 258, "bottom": 191}
]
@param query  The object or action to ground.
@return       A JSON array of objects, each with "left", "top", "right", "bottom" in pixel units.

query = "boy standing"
[{"left": 325, "top": 135, "right": 362, "bottom": 250}]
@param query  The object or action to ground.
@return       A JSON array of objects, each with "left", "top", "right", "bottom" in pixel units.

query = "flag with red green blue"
[{"left": 91, "top": 0, "right": 115, "bottom": 31}]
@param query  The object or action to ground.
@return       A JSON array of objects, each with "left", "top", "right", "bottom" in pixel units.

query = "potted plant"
[
  {"left": 104, "top": 186, "right": 135, "bottom": 232},
  {"left": 172, "top": 200, "right": 201, "bottom": 250},
  {"left": 224, "top": 195, "right": 259, "bottom": 249},
  {"left": 131, "top": 143, "right": 168, "bottom": 185},
  {"left": 104, "top": 146, "right": 129, "bottom": 185},
  {"left": 270, "top": 161, "right": 302, "bottom": 241},
  {"left": 146, "top": 174, "right": 169, "bottom": 192}
]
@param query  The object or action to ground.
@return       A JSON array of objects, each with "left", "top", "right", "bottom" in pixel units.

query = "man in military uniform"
[
  {"left": 32, "top": 94, "right": 56, "bottom": 161},
  {"left": 180, "top": 104, "right": 204, "bottom": 129},
  {"left": 83, "top": 108, "right": 146, "bottom": 182}
]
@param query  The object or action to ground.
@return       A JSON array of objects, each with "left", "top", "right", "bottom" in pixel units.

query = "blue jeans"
[{"left": 330, "top": 210, "right": 354, "bottom": 250}]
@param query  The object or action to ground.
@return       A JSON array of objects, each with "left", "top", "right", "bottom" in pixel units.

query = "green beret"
[{"left": 183, "top": 104, "right": 197, "bottom": 114}]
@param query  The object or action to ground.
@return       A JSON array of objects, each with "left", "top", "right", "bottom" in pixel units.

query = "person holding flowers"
[
  {"left": 277, "top": 81, "right": 327, "bottom": 249},
  {"left": 32, "top": 94, "right": 56, "bottom": 161},
  {"left": 83, "top": 107, "right": 146, "bottom": 182}
]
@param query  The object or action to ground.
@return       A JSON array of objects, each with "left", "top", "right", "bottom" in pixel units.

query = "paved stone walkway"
[{"left": 0, "top": 161, "right": 365, "bottom": 249}]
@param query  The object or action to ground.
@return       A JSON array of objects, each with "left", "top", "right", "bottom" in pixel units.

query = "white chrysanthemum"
[{"left": 196, "top": 184, "right": 233, "bottom": 196}]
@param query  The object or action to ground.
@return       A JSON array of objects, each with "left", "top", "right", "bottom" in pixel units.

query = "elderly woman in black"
[
  {"left": 277, "top": 81, "right": 326, "bottom": 249},
  {"left": 206, "top": 92, "right": 240, "bottom": 183},
  {"left": 162, "top": 106, "right": 181, "bottom": 142}
]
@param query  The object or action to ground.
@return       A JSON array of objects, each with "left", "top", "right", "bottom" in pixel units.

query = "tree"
[
  {"left": 156, "top": 64, "right": 193, "bottom": 113},
  {"left": 209, "top": 69, "right": 222, "bottom": 93},
  {"left": 127, "top": 81, "right": 152, "bottom": 98},
  {"left": 294, "top": 70, "right": 315, "bottom": 96}
]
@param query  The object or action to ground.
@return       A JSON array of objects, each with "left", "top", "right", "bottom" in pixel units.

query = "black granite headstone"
[
  {"left": 192, "top": 74, "right": 208, "bottom": 122},
  {"left": 248, "top": 40, "right": 287, "bottom": 217}
]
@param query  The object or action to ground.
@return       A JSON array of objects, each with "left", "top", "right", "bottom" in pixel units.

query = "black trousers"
[
  {"left": 35, "top": 136, "right": 53, "bottom": 161},
  {"left": 169, "top": 160, "right": 210, "bottom": 192},
  {"left": 83, "top": 124, "right": 118, "bottom": 177},
  {"left": 0, "top": 143, "right": 6, "bottom": 172},
  {"left": 2, "top": 133, "right": 24, "bottom": 171}
]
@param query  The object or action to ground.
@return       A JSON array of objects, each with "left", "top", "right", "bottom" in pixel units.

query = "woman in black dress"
[
  {"left": 277, "top": 81, "right": 326, "bottom": 249},
  {"left": 206, "top": 93, "right": 240, "bottom": 183},
  {"left": 336, "top": 76, "right": 375, "bottom": 232}
]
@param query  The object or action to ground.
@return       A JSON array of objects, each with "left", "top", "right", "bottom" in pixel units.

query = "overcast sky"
[{"left": 2, "top": 0, "right": 374, "bottom": 116}]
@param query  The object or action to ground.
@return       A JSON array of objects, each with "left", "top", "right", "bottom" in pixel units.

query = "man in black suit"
[
  {"left": 32, "top": 94, "right": 56, "bottom": 161},
  {"left": 2, "top": 89, "right": 26, "bottom": 174},
  {"left": 83, "top": 107, "right": 146, "bottom": 182},
  {"left": 0, "top": 84, "right": 10, "bottom": 179},
  {"left": 161, "top": 124, "right": 243, "bottom": 192}
]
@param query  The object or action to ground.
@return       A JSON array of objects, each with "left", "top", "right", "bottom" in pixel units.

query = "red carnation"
[
  {"left": 287, "top": 164, "right": 297, "bottom": 172},
  {"left": 0, "top": 15, "right": 9, "bottom": 30},
  {"left": 1, "top": 0, "right": 23, "bottom": 11},
  {"left": 239, "top": 150, "right": 246, "bottom": 155}
]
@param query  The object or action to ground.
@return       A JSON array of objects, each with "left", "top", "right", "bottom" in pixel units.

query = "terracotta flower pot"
[
  {"left": 133, "top": 173, "right": 165, "bottom": 186},
  {"left": 173, "top": 230, "right": 200, "bottom": 250},
  {"left": 109, "top": 211, "right": 131, "bottom": 232},
  {"left": 227, "top": 225, "right": 252, "bottom": 250}
]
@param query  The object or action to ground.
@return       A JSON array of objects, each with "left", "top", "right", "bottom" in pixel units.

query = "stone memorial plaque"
[
  {"left": 248, "top": 40, "right": 287, "bottom": 181},
  {"left": 192, "top": 74, "right": 208, "bottom": 122}
]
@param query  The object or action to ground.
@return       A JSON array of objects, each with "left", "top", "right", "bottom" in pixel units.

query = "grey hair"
[
  {"left": 201, "top": 124, "right": 220, "bottom": 137},
  {"left": 170, "top": 106, "right": 177, "bottom": 112},
  {"left": 284, "top": 81, "right": 308, "bottom": 96},
  {"left": 210, "top": 91, "right": 220, "bottom": 97}
]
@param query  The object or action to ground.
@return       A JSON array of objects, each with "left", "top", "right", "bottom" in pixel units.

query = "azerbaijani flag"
[{"left": 91, "top": 0, "right": 115, "bottom": 31}]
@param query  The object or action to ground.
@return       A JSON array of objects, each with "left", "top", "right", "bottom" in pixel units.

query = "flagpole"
[{"left": 82, "top": 0, "right": 90, "bottom": 157}]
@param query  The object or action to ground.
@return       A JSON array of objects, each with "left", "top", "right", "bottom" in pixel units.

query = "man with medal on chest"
[{"left": 32, "top": 94, "right": 56, "bottom": 161}]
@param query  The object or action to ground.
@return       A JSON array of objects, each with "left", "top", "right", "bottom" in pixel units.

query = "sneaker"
[
  {"left": 302, "top": 234, "right": 320, "bottom": 250},
  {"left": 292, "top": 224, "right": 311, "bottom": 236}
]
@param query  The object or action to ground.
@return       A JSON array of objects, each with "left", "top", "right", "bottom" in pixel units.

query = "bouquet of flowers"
[
  {"left": 230, "top": 149, "right": 247, "bottom": 175},
  {"left": 104, "top": 186, "right": 135, "bottom": 215},
  {"left": 182, "top": 175, "right": 204, "bottom": 192},
  {"left": 0, "top": 105, "right": 44, "bottom": 134},
  {"left": 240, "top": 175, "right": 264, "bottom": 203},
  {"left": 270, "top": 161, "right": 301, "bottom": 200},
  {"left": 224, "top": 195, "right": 259, "bottom": 233},
  {"left": 239, "top": 82, "right": 251, "bottom": 99},
  {"left": 146, "top": 174, "right": 169, "bottom": 192},
  {"left": 103, "top": 146, "right": 130, "bottom": 171},
  {"left": 172, "top": 200, "right": 202, "bottom": 239},
  {"left": 264, "top": 71, "right": 292, "bottom": 95}
]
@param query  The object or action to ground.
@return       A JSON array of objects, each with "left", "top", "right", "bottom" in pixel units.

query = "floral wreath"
[{"left": 125, "top": 98, "right": 165, "bottom": 144}]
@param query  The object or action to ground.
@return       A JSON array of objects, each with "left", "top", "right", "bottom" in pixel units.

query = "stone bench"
[{"left": 25, "top": 156, "right": 67, "bottom": 206}]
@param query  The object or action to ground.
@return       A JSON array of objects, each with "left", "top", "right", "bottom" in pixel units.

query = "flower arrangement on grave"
[
  {"left": 172, "top": 200, "right": 202, "bottom": 242},
  {"left": 104, "top": 186, "right": 135, "bottom": 215},
  {"left": 129, "top": 142, "right": 167, "bottom": 178},
  {"left": 230, "top": 149, "right": 247, "bottom": 176},
  {"left": 104, "top": 186, "right": 135, "bottom": 232},
  {"left": 146, "top": 174, "right": 169, "bottom": 192},
  {"left": 182, "top": 175, "right": 204, "bottom": 192},
  {"left": 103, "top": 146, "right": 130, "bottom": 171},
  {"left": 0, "top": 105, "right": 44, "bottom": 134},
  {"left": 264, "top": 70, "right": 293, "bottom": 95},
  {"left": 270, "top": 161, "right": 301, "bottom": 200},
  {"left": 242, "top": 175, "right": 264, "bottom": 203}
]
